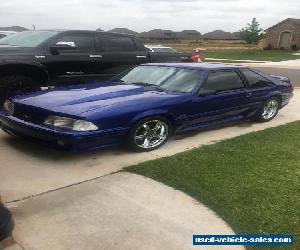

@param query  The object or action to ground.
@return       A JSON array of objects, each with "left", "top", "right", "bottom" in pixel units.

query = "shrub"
[
  {"left": 263, "top": 43, "right": 273, "bottom": 50},
  {"left": 291, "top": 44, "right": 298, "bottom": 51}
]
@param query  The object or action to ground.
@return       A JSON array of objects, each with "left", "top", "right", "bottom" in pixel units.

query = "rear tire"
[
  {"left": 0, "top": 75, "right": 39, "bottom": 106},
  {"left": 127, "top": 117, "right": 172, "bottom": 152},
  {"left": 250, "top": 97, "right": 280, "bottom": 122}
]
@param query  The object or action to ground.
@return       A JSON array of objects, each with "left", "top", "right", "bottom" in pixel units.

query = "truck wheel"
[{"left": 0, "top": 75, "right": 39, "bottom": 106}]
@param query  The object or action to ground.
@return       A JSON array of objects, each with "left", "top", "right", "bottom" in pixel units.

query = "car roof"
[{"left": 143, "top": 63, "right": 247, "bottom": 70}]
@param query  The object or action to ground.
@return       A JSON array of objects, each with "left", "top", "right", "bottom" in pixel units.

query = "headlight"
[
  {"left": 44, "top": 116, "right": 98, "bottom": 131},
  {"left": 3, "top": 100, "right": 14, "bottom": 115}
]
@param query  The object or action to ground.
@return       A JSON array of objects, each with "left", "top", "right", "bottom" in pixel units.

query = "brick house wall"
[{"left": 265, "top": 19, "right": 300, "bottom": 49}]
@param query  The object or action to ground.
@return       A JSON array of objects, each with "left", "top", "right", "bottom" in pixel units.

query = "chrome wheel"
[
  {"left": 134, "top": 120, "right": 169, "bottom": 149},
  {"left": 262, "top": 99, "right": 279, "bottom": 120}
]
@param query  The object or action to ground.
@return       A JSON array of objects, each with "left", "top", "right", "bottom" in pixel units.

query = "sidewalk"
[{"left": 10, "top": 172, "right": 244, "bottom": 250}]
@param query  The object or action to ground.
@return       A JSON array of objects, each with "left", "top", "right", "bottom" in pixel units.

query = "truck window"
[{"left": 98, "top": 36, "right": 136, "bottom": 51}]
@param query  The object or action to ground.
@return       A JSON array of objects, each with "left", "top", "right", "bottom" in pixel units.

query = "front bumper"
[{"left": 0, "top": 112, "right": 128, "bottom": 151}]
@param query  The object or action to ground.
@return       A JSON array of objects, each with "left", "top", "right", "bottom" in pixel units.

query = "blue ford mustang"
[{"left": 0, "top": 63, "right": 294, "bottom": 152}]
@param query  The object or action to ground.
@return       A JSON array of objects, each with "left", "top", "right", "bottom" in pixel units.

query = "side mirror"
[
  {"left": 198, "top": 88, "right": 217, "bottom": 97},
  {"left": 50, "top": 41, "right": 76, "bottom": 55}
]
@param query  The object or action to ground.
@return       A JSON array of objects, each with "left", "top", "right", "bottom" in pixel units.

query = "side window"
[
  {"left": 99, "top": 36, "right": 136, "bottom": 51},
  {"left": 53, "top": 34, "right": 95, "bottom": 52},
  {"left": 240, "top": 69, "right": 274, "bottom": 89},
  {"left": 96, "top": 36, "right": 106, "bottom": 51},
  {"left": 201, "top": 71, "right": 245, "bottom": 92}
]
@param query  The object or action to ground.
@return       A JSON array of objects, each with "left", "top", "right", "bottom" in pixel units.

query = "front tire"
[
  {"left": 127, "top": 117, "right": 172, "bottom": 152},
  {"left": 250, "top": 97, "right": 280, "bottom": 122},
  {"left": 0, "top": 75, "right": 39, "bottom": 106}
]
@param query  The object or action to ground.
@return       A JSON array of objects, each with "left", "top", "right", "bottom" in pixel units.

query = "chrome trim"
[{"left": 89, "top": 55, "right": 103, "bottom": 58}]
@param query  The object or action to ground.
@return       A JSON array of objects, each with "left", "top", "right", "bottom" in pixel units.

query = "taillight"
[{"left": 191, "top": 55, "right": 201, "bottom": 62}]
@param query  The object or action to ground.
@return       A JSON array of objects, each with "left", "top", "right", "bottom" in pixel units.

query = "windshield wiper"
[{"left": 130, "top": 82, "right": 165, "bottom": 91}]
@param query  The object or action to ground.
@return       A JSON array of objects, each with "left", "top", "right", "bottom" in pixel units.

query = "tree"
[{"left": 239, "top": 18, "right": 265, "bottom": 44}]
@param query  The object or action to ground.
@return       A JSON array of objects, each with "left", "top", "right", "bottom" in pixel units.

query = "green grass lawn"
[
  {"left": 206, "top": 50, "right": 300, "bottom": 62},
  {"left": 126, "top": 121, "right": 300, "bottom": 250}
]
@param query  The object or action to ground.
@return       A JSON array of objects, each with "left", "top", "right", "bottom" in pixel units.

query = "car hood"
[{"left": 13, "top": 82, "right": 178, "bottom": 117}]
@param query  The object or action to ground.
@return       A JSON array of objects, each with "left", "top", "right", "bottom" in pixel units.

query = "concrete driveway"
[{"left": 1, "top": 89, "right": 300, "bottom": 203}]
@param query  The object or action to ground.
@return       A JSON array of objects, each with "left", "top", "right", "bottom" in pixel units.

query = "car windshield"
[
  {"left": 117, "top": 66, "right": 203, "bottom": 93},
  {"left": 152, "top": 47, "right": 177, "bottom": 53},
  {"left": 0, "top": 31, "right": 59, "bottom": 47}
]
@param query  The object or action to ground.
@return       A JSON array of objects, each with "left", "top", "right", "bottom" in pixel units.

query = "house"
[
  {"left": 175, "top": 30, "right": 202, "bottom": 40},
  {"left": 0, "top": 26, "right": 27, "bottom": 32},
  {"left": 108, "top": 28, "right": 138, "bottom": 36},
  {"left": 139, "top": 29, "right": 203, "bottom": 41},
  {"left": 201, "top": 30, "right": 242, "bottom": 44},
  {"left": 264, "top": 18, "right": 300, "bottom": 49},
  {"left": 139, "top": 29, "right": 177, "bottom": 41}
]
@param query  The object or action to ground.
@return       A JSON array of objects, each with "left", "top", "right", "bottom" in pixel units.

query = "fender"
[
  {"left": 130, "top": 109, "right": 177, "bottom": 126},
  {"left": 0, "top": 61, "right": 49, "bottom": 82},
  {"left": 265, "top": 90, "right": 283, "bottom": 102}
]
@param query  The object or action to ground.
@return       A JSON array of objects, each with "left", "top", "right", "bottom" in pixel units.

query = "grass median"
[{"left": 126, "top": 121, "right": 300, "bottom": 250}]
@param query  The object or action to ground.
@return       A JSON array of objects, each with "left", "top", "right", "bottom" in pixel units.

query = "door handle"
[
  {"left": 136, "top": 55, "right": 147, "bottom": 58},
  {"left": 89, "top": 55, "right": 102, "bottom": 58},
  {"left": 246, "top": 92, "right": 253, "bottom": 98},
  {"left": 66, "top": 71, "right": 84, "bottom": 75}
]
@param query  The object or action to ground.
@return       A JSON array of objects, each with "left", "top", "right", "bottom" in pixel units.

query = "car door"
[
  {"left": 92, "top": 34, "right": 148, "bottom": 80},
  {"left": 43, "top": 31, "right": 99, "bottom": 84},
  {"left": 180, "top": 70, "right": 252, "bottom": 129}
]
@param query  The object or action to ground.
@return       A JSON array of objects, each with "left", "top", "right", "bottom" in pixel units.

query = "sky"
[{"left": 0, "top": 0, "right": 299, "bottom": 33}]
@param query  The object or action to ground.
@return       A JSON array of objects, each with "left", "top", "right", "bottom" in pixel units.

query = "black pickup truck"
[{"left": 0, "top": 30, "right": 197, "bottom": 105}]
